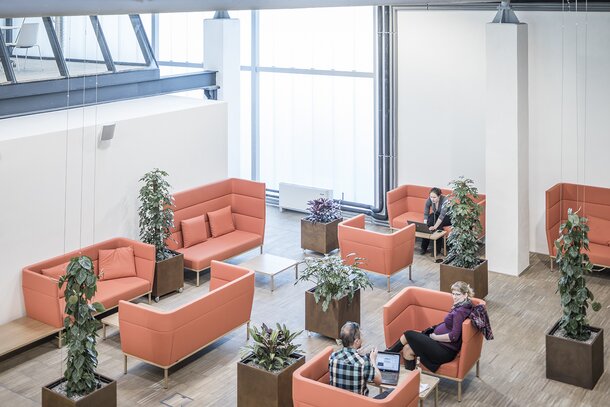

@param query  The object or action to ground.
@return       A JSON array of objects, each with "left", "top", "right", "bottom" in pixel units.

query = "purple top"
[{"left": 433, "top": 302, "right": 473, "bottom": 351}]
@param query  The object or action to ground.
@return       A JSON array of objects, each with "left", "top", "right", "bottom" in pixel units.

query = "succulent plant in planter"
[
  {"left": 138, "top": 168, "right": 184, "bottom": 301},
  {"left": 42, "top": 256, "right": 117, "bottom": 407},
  {"left": 237, "top": 323, "right": 305, "bottom": 407},
  {"left": 296, "top": 254, "right": 372, "bottom": 339},
  {"left": 546, "top": 208, "right": 604, "bottom": 389},
  {"left": 301, "top": 197, "right": 343, "bottom": 254},
  {"left": 440, "top": 176, "right": 488, "bottom": 298}
]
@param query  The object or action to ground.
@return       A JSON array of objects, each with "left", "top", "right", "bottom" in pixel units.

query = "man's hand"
[
  {"left": 429, "top": 225, "right": 437, "bottom": 231},
  {"left": 370, "top": 347, "right": 378, "bottom": 364}
]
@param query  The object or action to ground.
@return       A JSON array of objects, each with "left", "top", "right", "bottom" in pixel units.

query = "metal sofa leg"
[
  {"left": 458, "top": 381, "right": 462, "bottom": 402},
  {"left": 476, "top": 360, "right": 480, "bottom": 377},
  {"left": 387, "top": 276, "right": 391, "bottom": 292},
  {"left": 164, "top": 369, "right": 169, "bottom": 389},
  {"left": 123, "top": 355, "right": 127, "bottom": 374}
]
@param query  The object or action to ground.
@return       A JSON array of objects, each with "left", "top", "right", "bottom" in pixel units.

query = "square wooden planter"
[
  {"left": 546, "top": 321, "right": 604, "bottom": 389},
  {"left": 305, "top": 287, "right": 360, "bottom": 339},
  {"left": 42, "top": 374, "right": 116, "bottom": 407},
  {"left": 440, "top": 258, "right": 488, "bottom": 299},
  {"left": 301, "top": 218, "right": 342, "bottom": 254},
  {"left": 237, "top": 353, "right": 305, "bottom": 407},
  {"left": 152, "top": 250, "right": 184, "bottom": 302}
]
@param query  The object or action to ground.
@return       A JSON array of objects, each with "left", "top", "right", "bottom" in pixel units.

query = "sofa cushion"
[
  {"left": 589, "top": 243, "right": 610, "bottom": 266},
  {"left": 392, "top": 212, "right": 423, "bottom": 229},
  {"left": 94, "top": 277, "right": 150, "bottom": 309},
  {"left": 587, "top": 216, "right": 610, "bottom": 246},
  {"left": 181, "top": 214, "right": 208, "bottom": 248},
  {"left": 99, "top": 247, "right": 137, "bottom": 281},
  {"left": 422, "top": 355, "right": 459, "bottom": 378},
  {"left": 41, "top": 262, "right": 69, "bottom": 280},
  {"left": 177, "top": 230, "right": 262, "bottom": 270},
  {"left": 208, "top": 206, "right": 236, "bottom": 237}
]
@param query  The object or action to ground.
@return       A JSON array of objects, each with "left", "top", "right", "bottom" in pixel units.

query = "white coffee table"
[{"left": 239, "top": 254, "right": 301, "bottom": 291}]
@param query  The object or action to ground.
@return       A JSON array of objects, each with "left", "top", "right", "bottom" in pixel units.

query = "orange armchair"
[
  {"left": 338, "top": 214, "right": 415, "bottom": 292},
  {"left": 383, "top": 287, "right": 484, "bottom": 402},
  {"left": 293, "top": 346, "right": 420, "bottom": 407}
]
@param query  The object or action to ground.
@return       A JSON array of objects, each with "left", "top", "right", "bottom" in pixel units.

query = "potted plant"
[
  {"left": 301, "top": 197, "right": 342, "bottom": 254},
  {"left": 296, "top": 254, "right": 372, "bottom": 339},
  {"left": 42, "top": 256, "right": 117, "bottom": 407},
  {"left": 440, "top": 176, "right": 488, "bottom": 298},
  {"left": 237, "top": 323, "right": 305, "bottom": 407},
  {"left": 546, "top": 208, "right": 603, "bottom": 389},
  {"left": 138, "top": 168, "right": 184, "bottom": 302}
]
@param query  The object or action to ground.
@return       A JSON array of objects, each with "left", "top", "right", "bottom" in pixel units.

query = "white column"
[
  {"left": 204, "top": 16, "right": 240, "bottom": 177},
  {"left": 485, "top": 23, "right": 530, "bottom": 276}
]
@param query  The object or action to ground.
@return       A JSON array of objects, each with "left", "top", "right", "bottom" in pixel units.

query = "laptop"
[
  {"left": 408, "top": 220, "right": 436, "bottom": 234},
  {"left": 376, "top": 351, "right": 401, "bottom": 386}
]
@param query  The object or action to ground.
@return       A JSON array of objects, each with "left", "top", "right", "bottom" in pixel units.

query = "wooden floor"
[{"left": 0, "top": 207, "right": 608, "bottom": 406}]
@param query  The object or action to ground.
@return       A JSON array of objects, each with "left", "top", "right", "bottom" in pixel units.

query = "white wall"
[
  {"left": 0, "top": 95, "right": 228, "bottom": 324},
  {"left": 396, "top": 10, "right": 610, "bottom": 254}
]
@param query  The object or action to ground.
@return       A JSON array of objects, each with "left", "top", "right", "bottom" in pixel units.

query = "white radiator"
[{"left": 278, "top": 182, "right": 333, "bottom": 213}]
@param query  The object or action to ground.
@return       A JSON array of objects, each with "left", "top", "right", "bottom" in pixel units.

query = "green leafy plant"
[
  {"left": 57, "top": 256, "right": 105, "bottom": 397},
  {"left": 554, "top": 209, "right": 602, "bottom": 341},
  {"left": 138, "top": 168, "right": 175, "bottom": 261},
  {"left": 241, "top": 323, "right": 303, "bottom": 372},
  {"left": 296, "top": 254, "right": 372, "bottom": 311},
  {"left": 447, "top": 176, "right": 482, "bottom": 269}
]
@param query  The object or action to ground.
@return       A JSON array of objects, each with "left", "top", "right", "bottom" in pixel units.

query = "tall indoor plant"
[
  {"left": 42, "top": 256, "right": 117, "bottom": 407},
  {"left": 301, "top": 197, "right": 342, "bottom": 254},
  {"left": 440, "top": 176, "right": 488, "bottom": 298},
  {"left": 296, "top": 254, "right": 372, "bottom": 339},
  {"left": 237, "top": 323, "right": 305, "bottom": 407},
  {"left": 546, "top": 208, "right": 603, "bottom": 389},
  {"left": 138, "top": 168, "right": 184, "bottom": 301}
]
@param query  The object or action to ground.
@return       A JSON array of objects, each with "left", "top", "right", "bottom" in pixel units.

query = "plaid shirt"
[{"left": 329, "top": 347, "right": 375, "bottom": 396}]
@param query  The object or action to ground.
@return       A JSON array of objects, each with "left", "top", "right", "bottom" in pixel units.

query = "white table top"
[{"left": 239, "top": 254, "right": 300, "bottom": 276}]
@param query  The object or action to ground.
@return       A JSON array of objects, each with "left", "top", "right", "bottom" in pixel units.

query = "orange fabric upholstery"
[
  {"left": 22, "top": 238, "right": 155, "bottom": 328},
  {"left": 98, "top": 246, "right": 137, "bottom": 281},
  {"left": 168, "top": 179, "right": 266, "bottom": 275},
  {"left": 119, "top": 261, "right": 254, "bottom": 372},
  {"left": 387, "top": 184, "right": 486, "bottom": 238},
  {"left": 545, "top": 183, "right": 610, "bottom": 267},
  {"left": 293, "top": 346, "right": 420, "bottom": 407},
  {"left": 181, "top": 214, "right": 208, "bottom": 248},
  {"left": 207, "top": 205, "right": 236, "bottom": 237},
  {"left": 383, "top": 287, "right": 484, "bottom": 388},
  {"left": 338, "top": 214, "right": 415, "bottom": 290}
]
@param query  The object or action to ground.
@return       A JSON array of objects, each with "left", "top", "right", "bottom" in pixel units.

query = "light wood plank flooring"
[{"left": 0, "top": 207, "right": 608, "bottom": 406}]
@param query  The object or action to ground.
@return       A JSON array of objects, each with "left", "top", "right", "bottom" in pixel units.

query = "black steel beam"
[
  {"left": 0, "top": 26, "right": 16, "bottom": 83},
  {"left": 42, "top": 17, "right": 69, "bottom": 77},
  {"left": 0, "top": 70, "right": 217, "bottom": 119},
  {"left": 129, "top": 14, "right": 157, "bottom": 67},
  {"left": 89, "top": 16, "right": 116, "bottom": 72}
]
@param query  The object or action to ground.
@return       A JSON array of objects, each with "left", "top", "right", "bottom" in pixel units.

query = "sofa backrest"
[
  {"left": 168, "top": 178, "right": 266, "bottom": 250},
  {"left": 404, "top": 185, "right": 452, "bottom": 213}
]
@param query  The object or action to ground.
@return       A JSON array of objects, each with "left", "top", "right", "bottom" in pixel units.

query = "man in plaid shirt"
[{"left": 329, "top": 321, "right": 383, "bottom": 397}]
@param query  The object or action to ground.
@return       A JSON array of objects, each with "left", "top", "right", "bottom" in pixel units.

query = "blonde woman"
[{"left": 386, "top": 282, "right": 474, "bottom": 372}]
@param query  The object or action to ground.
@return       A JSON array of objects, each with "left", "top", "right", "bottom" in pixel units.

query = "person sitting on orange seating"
[{"left": 420, "top": 187, "right": 451, "bottom": 255}]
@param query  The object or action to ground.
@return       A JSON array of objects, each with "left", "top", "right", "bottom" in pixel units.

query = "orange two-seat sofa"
[
  {"left": 338, "top": 214, "right": 416, "bottom": 292},
  {"left": 119, "top": 260, "right": 255, "bottom": 388},
  {"left": 292, "top": 346, "right": 420, "bottom": 407},
  {"left": 22, "top": 237, "right": 155, "bottom": 329},
  {"left": 168, "top": 178, "right": 266, "bottom": 286},
  {"left": 387, "top": 184, "right": 486, "bottom": 238},
  {"left": 383, "top": 286, "right": 484, "bottom": 402},
  {"left": 546, "top": 182, "right": 610, "bottom": 269}
]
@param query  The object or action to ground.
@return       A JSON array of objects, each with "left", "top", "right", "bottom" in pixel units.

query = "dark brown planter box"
[
  {"left": 42, "top": 373, "right": 116, "bottom": 407},
  {"left": 546, "top": 321, "right": 604, "bottom": 389},
  {"left": 301, "top": 218, "right": 342, "bottom": 254},
  {"left": 305, "top": 287, "right": 360, "bottom": 339},
  {"left": 440, "top": 258, "right": 488, "bottom": 299},
  {"left": 237, "top": 353, "right": 305, "bottom": 407},
  {"left": 152, "top": 250, "right": 184, "bottom": 302}
]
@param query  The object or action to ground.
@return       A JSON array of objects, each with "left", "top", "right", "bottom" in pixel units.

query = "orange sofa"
[
  {"left": 338, "top": 214, "right": 415, "bottom": 292},
  {"left": 383, "top": 286, "right": 484, "bottom": 402},
  {"left": 119, "top": 260, "right": 254, "bottom": 388},
  {"left": 387, "top": 184, "right": 486, "bottom": 238},
  {"left": 168, "top": 178, "right": 266, "bottom": 286},
  {"left": 292, "top": 346, "right": 420, "bottom": 407},
  {"left": 22, "top": 237, "right": 155, "bottom": 329},
  {"left": 546, "top": 182, "right": 610, "bottom": 269}
]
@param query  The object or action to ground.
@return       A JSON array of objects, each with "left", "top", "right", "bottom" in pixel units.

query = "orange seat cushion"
[
  {"left": 99, "top": 247, "right": 137, "bottom": 281},
  {"left": 177, "top": 230, "right": 262, "bottom": 270},
  {"left": 41, "top": 262, "right": 69, "bottom": 280},
  {"left": 94, "top": 277, "right": 150, "bottom": 309},
  {"left": 181, "top": 214, "right": 208, "bottom": 248},
  {"left": 208, "top": 206, "right": 236, "bottom": 237},
  {"left": 392, "top": 212, "right": 423, "bottom": 229},
  {"left": 589, "top": 243, "right": 610, "bottom": 266},
  {"left": 587, "top": 216, "right": 610, "bottom": 246},
  {"left": 422, "top": 355, "right": 459, "bottom": 378}
]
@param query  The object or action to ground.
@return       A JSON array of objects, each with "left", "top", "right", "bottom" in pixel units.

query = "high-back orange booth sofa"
[
  {"left": 546, "top": 182, "right": 610, "bottom": 269},
  {"left": 168, "top": 178, "right": 266, "bottom": 286},
  {"left": 292, "top": 346, "right": 420, "bottom": 407}
]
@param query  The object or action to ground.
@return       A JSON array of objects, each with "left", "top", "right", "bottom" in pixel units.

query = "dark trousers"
[
  {"left": 373, "top": 389, "right": 393, "bottom": 399},
  {"left": 420, "top": 212, "right": 451, "bottom": 252},
  {"left": 404, "top": 330, "right": 457, "bottom": 372}
]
